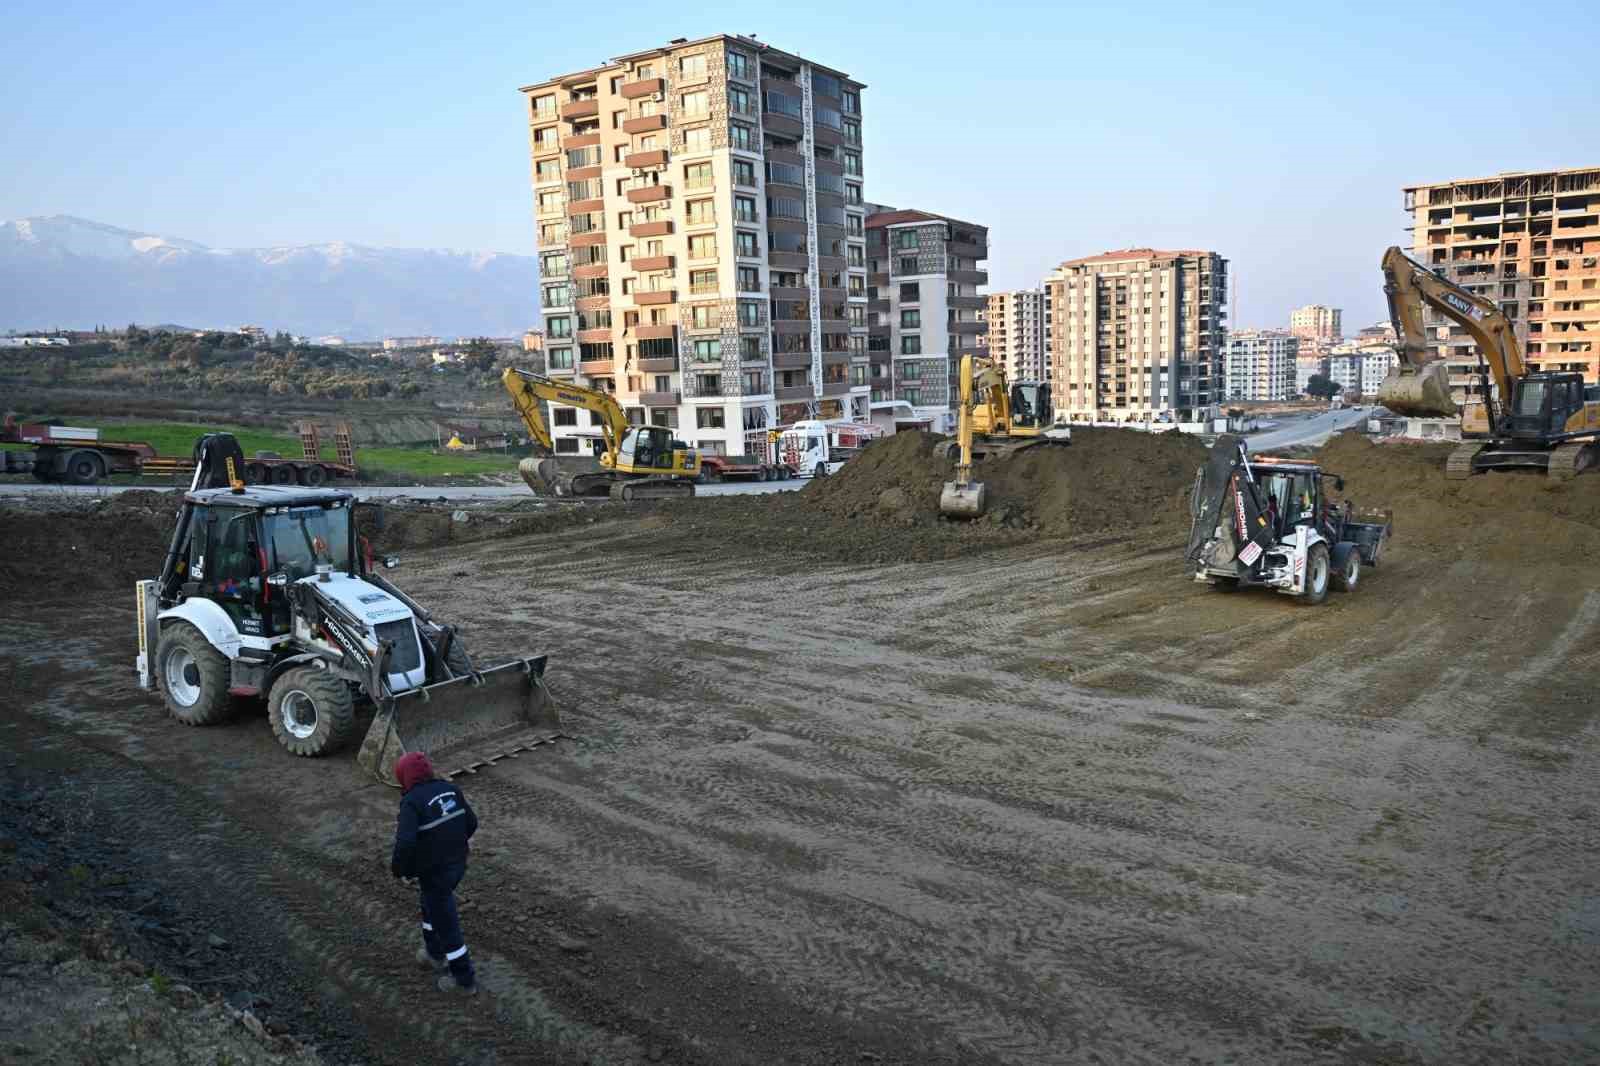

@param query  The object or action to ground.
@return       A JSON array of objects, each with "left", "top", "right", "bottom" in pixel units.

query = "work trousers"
[{"left": 418, "top": 861, "right": 475, "bottom": 988}]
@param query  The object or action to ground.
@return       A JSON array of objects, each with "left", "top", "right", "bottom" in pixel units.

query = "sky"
[{"left": 4, "top": 0, "right": 1597, "bottom": 329}]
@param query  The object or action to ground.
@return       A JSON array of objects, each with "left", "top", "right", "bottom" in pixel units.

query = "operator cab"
[
  {"left": 1505, "top": 372, "right": 1588, "bottom": 439},
  {"left": 1009, "top": 381, "right": 1054, "bottom": 430},
  {"left": 616, "top": 425, "right": 689, "bottom": 472},
  {"left": 1248, "top": 458, "right": 1348, "bottom": 540}
]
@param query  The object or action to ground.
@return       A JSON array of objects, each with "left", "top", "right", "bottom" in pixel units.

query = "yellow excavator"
[
  {"left": 1376, "top": 245, "right": 1600, "bottom": 479},
  {"left": 940, "top": 353, "right": 1070, "bottom": 517},
  {"left": 501, "top": 369, "right": 701, "bottom": 500}
]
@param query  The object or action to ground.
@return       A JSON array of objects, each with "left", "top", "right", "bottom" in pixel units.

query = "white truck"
[{"left": 777, "top": 419, "right": 885, "bottom": 478}]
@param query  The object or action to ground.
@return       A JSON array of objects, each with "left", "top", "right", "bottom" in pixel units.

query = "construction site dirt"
[{"left": 2, "top": 430, "right": 1597, "bottom": 1065}]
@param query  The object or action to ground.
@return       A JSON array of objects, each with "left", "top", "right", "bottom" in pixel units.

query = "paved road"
[
  {"left": 1245, "top": 407, "right": 1373, "bottom": 451},
  {"left": 0, "top": 477, "right": 802, "bottom": 501}
]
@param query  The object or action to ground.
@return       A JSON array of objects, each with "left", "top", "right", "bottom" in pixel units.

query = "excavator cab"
[
  {"left": 1008, "top": 382, "right": 1053, "bottom": 431},
  {"left": 1506, "top": 373, "right": 1588, "bottom": 439}
]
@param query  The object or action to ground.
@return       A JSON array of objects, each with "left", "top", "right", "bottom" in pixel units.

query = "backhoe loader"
[
  {"left": 940, "top": 354, "right": 1070, "bottom": 518},
  {"left": 135, "top": 435, "right": 559, "bottom": 785},
  {"left": 1375, "top": 245, "right": 1600, "bottom": 479},
  {"left": 502, "top": 369, "right": 700, "bottom": 499}
]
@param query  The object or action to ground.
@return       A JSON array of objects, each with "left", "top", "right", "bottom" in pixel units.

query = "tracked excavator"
[
  {"left": 940, "top": 354, "right": 1070, "bottom": 517},
  {"left": 1375, "top": 245, "right": 1600, "bottom": 479},
  {"left": 502, "top": 368, "right": 700, "bottom": 500}
]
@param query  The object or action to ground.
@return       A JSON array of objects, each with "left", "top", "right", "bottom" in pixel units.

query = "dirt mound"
[
  {"left": 1312, "top": 434, "right": 1600, "bottom": 565},
  {"left": 0, "top": 497, "right": 177, "bottom": 600},
  {"left": 362, "top": 500, "right": 628, "bottom": 552}
]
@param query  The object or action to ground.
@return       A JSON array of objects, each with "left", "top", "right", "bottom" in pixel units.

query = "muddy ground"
[{"left": 2, "top": 432, "right": 1598, "bottom": 1064}]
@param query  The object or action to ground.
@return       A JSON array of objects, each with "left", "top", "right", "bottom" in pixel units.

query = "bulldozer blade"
[
  {"left": 940, "top": 480, "right": 987, "bottom": 519},
  {"left": 357, "top": 656, "right": 562, "bottom": 786},
  {"left": 1376, "top": 362, "right": 1456, "bottom": 418}
]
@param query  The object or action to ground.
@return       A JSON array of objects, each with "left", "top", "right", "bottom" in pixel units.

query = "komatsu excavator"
[
  {"left": 502, "top": 369, "right": 700, "bottom": 500},
  {"left": 1375, "top": 245, "right": 1600, "bottom": 479},
  {"left": 940, "top": 354, "right": 1069, "bottom": 518}
]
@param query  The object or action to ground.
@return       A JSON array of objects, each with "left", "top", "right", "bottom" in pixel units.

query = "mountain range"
[{"left": 0, "top": 215, "right": 540, "bottom": 339}]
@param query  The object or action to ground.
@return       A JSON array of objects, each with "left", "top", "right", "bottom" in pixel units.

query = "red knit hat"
[{"left": 395, "top": 751, "right": 434, "bottom": 792}]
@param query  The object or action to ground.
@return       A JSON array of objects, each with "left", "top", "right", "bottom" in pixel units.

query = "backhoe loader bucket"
[
  {"left": 940, "top": 479, "right": 987, "bottom": 518},
  {"left": 357, "top": 656, "right": 562, "bottom": 786},
  {"left": 1375, "top": 362, "right": 1456, "bottom": 418}
]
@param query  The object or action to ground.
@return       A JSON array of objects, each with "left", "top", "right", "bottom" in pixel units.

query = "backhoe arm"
[
  {"left": 1377, "top": 245, "right": 1524, "bottom": 418},
  {"left": 501, "top": 368, "right": 630, "bottom": 463}
]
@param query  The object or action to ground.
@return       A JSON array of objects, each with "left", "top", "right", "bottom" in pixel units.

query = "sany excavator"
[
  {"left": 501, "top": 368, "right": 701, "bottom": 500},
  {"left": 940, "top": 353, "right": 1070, "bottom": 517},
  {"left": 1376, "top": 245, "right": 1600, "bottom": 479}
]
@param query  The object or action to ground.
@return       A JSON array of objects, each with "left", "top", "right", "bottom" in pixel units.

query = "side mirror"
[
  {"left": 383, "top": 556, "right": 401, "bottom": 570},
  {"left": 267, "top": 572, "right": 289, "bottom": 588}
]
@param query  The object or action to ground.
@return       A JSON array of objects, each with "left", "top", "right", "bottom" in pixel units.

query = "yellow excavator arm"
[
  {"left": 501, "top": 368, "right": 630, "bottom": 468},
  {"left": 1378, "top": 246, "right": 1524, "bottom": 419}
]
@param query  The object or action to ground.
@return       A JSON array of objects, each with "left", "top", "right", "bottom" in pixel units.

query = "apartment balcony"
[
  {"left": 767, "top": 216, "right": 807, "bottom": 234},
  {"left": 620, "top": 77, "right": 665, "bottom": 100},
  {"left": 565, "top": 132, "right": 600, "bottom": 149},
  {"left": 635, "top": 290, "right": 676, "bottom": 305},
  {"left": 765, "top": 146, "right": 804, "bottom": 168},
  {"left": 812, "top": 124, "right": 843, "bottom": 148},
  {"left": 638, "top": 356, "right": 679, "bottom": 373},
  {"left": 768, "top": 285, "right": 807, "bottom": 302},
  {"left": 573, "top": 263, "right": 609, "bottom": 280},
  {"left": 578, "top": 358, "right": 614, "bottom": 374},
  {"left": 768, "top": 250, "right": 808, "bottom": 270},
  {"left": 623, "top": 114, "right": 667, "bottom": 135},
  {"left": 763, "top": 113, "right": 804, "bottom": 139},
  {"left": 946, "top": 295, "right": 986, "bottom": 310},
  {"left": 639, "top": 390, "right": 680, "bottom": 406},
  {"left": 633, "top": 324, "right": 676, "bottom": 342},
  {"left": 772, "top": 318, "right": 811, "bottom": 333},
  {"left": 531, "top": 137, "right": 561, "bottom": 157},
  {"left": 632, "top": 254, "right": 673, "bottom": 272},
  {"left": 868, "top": 272, "right": 889, "bottom": 287},
  {"left": 772, "top": 350, "right": 812, "bottom": 368},
  {"left": 868, "top": 298, "right": 889, "bottom": 314},
  {"left": 575, "top": 296, "right": 610, "bottom": 312},
  {"left": 567, "top": 197, "right": 604, "bottom": 215},
  {"left": 576, "top": 329, "right": 612, "bottom": 344},
  {"left": 775, "top": 384, "right": 814, "bottom": 401},
  {"left": 627, "top": 185, "right": 671, "bottom": 204},
  {"left": 566, "top": 164, "right": 602, "bottom": 182},
  {"left": 560, "top": 98, "right": 599, "bottom": 121},
  {"left": 569, "top": 231, "right": 607, "bottom": 247},
  {"left": 625, "top": 149, "right": 668, "bottom": 169},
  {"left": 947, "top": 269, "right": 988, "bottom": 285},
  {"left": 949, "top": 320, "right": 986, "bottom": 335},
  {"left": 947, "top": 240, "right": 988, "bottom": 261},
  {"left": 630, "top": 220, "right": 673, "bottom": 238}
]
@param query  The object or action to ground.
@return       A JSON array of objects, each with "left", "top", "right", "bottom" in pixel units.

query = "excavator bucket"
[
  {"left": 1375, "top": 361, "right": 1456, "bottom": 418},
  {"left": 356, "top": 656, "right": 562, "bottom": 786},
  {"left": 940, "top": 479, "right": 987, "bottom": 518},
  {"left": 518, "top": 456, "right": 561, "bottom": 495}
]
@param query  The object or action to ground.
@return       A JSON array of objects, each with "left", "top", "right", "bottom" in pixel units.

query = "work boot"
[
  {"left": 416, "top": 947, "right": 446, "bottom": 973},
  {"left": 436, "top": 974, "right": 478, "bottom": 995}
]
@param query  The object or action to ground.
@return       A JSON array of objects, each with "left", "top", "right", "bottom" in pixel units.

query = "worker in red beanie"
[{"left": 391, "top": 751, "right": 479, "bottom": 993}]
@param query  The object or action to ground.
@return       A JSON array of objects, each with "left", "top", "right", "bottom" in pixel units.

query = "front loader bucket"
[
  {"left": 357, "top": 656, "right": 562, "bottom": 786},
  {"left": 1376, "top": 362, "right": 1456, "bottom": 418}
]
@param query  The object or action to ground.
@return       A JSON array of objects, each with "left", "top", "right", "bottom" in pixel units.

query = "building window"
[
  {"left": 727, "top": 50, "right": 751, "bottom": 80},
  {"left": 767, "top": 160, "right": 803, "bottom": 187},
  {"left": 681, "top": 89, "right": 708, "bottom": 116},
  {"left": 844, "top": 151, "right": 861, "bottom": 175},
  {"left": 898, "top": 256, "right": 918, "bottom": 274},
  {"left": 687, "top": 198, "right": 715, "bottom": 225},
  {"left": 679, "top": 53, "right": 706, "bottom": 78},
  {"left": 738, "top": 266, "right": 760, "bottom": 292},
  {"left": 542, "top": 283, "right": 571, "bottom": 308},
  {"left": 533, "top": 126, "right": 558, "bottom": 150},
  {"left": 846, "top": 214, "right": 864, "bottom": 237},
  {"left": 733, "top": 160, "right": 757, "bottom": 187},
  {"left": 738, "top": 301, "right": 761, "bottom": 327},
  {"left": 546, "top": 316, "right": 572, "bottom": 339},
  {"left": 812, "top": 71, "right": 841, "bottom": 98},
  {"left": 535, "top": 158, "right": 561, "bottom": 183},
  {"left": 845, "top": 182, "right": 862, "bottom": 205},
  {"left": 688, "top": 234, "right": 716, "bottom": 260},
  {"left": 540, "top": 251, "right": 569, "bottom": 276},
  {"left": 764, "top": 89, "right": 801, "bottom": 118},
  {"left": 768, "top": 196, "right": 805, "bottom": 221},
  {"left": 847, "top": 246, "right": 865, "bottom": 268},
  {"left": 843, "top": 120, "right": 861, "bottom": 145},
  {"left": 554, "top": 407, "right": 577, "bottom": 427},
  {"left": 899, "top": 282, "right": 919, "bottom": 302},
  {"left": 690, "top": 304, "right": 717, "bottom": 329},
  {"left": 737, "top": 230, "right": 760, "bottom": 257},
  {"left": 815, "top": 106, "right": 842, "bottom": 131},
  {"left": 547, "top": 346, "right": 573, "bottom": 369},
  {"left": 684, "top": 161, "right": 713, "bottom": 189},
  {"left": 531, "top": 94, "right": 557, "bottom": 119},
  {"left": 729, "top": 87, "right": 752, "bottom": 115},
  {"left": 693, "top": 338, "right": 721, "bottom": 361},
  {"left": 689, "top": 268, "right": 717, "bottom": 294},
  {"left": 730, "top": 123, "right": 754, "bottom": 152},
  {"left": 682, "top": 125, "right": 711, "bottom": 153},
  {"left": 696, "top": 405, "right": 725, "bottom": 428},
  {"left": 740, "top": 335, "right": 762, "bottom": 360},
  {"left": 842, "top": 90, "right": 859, "bottom": 115},
  {"left": 537, "top": 190, "right": 563, "bottom": 212},
  {"left": 901, "top": 309, "right": 920, "bottom": 328},
  {"left": 901, "top": 336, "right": 921, "bottom": 355},
  {"left": 729, "top": 196, "right": 756, "bottom": 223}
]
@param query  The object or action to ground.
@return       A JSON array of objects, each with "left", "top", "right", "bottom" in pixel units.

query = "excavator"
[
  {"left": 939, "top": 353, "right": 1070, "bottom": 518},
  {"left": 501, "top": 368, "right": 701, "bottom": 499},
  {"left": 1375, "top": 245, "right": 1600, "bottom": 479}
]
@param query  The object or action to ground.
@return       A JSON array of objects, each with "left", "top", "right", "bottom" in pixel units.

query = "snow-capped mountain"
[{"left": 0, "top": 215, "right": 540, "bottom": 338}]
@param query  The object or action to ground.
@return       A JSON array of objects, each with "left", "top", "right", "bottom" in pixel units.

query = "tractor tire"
[
  {"left": 64, "top": 450, "right": 103, "bottom": 485},
  {"left": 1332, "top": 543, "right": 1361, "bottom": 592},
  {"left": 268, "top": 666, "right": 356, "bottom": 757},
  {"left": 1302, "top": 542, "right": 1331, "bottom": 605},
  {"left": 270, "top": 464, "right": 297, "bottom": 485},
  {"left": 243, "top": 462, "right": 269, "bottom": 484},
  {"left": 429, "top": 631, "right": 473, "bottom": 678},
  {"left": 299, "top": 464, "right": 328, "bottom": 487},
  {"left": 156, "top": 623, "right": 232, "bottom": 726}
]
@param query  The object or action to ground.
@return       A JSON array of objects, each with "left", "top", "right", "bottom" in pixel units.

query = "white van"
[{"left": 778, "top": 419, "right": 884, "bottom": 478}]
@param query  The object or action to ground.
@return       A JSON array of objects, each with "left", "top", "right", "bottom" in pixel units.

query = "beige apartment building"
[
  {"left": 986, "top": 290, "right": 1046, "bottom": 384},
  {"left": 1043, "top": 248, "right": 1228, "bottom": 423},
  {"left": 1288, "top": 304, "right": 1342, "bottom": 344},
  {"left": 1405, "top": 166, "right": 1600, "bottom": 401},
  {"left": 864, "top": 207, "right": 987, "bottom": 431},
  {"left": 520, "top": 35, "right": 869, "bottom": 456}
]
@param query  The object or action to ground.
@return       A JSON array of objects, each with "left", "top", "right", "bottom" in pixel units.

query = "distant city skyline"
[{"left": 4, "top": 1, "right": 1595, "bottom": 330}]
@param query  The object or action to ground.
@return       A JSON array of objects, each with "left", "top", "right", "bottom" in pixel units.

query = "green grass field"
[{"left": 7, "top": 421, "right": 523, "bottom": 482}]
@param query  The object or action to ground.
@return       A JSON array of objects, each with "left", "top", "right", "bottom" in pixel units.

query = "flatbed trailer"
[
  {"left": 0, "top": 422, "right": 157, "bottom": 484},
  {"left": 141, "top": 422, "right": 358, "bottom": 487},
  {"left": 696, "top": 453, "right": 790, "bottom": 483}
]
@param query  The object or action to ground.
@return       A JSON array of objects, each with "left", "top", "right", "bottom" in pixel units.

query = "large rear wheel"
[
  {"left": 64, "top": 450, "right": 103, "bottom": 485},
  {"left": 268, "top": 666, "right": 356, "bottom": 757},
  {"left": 157, "top": 623, "right": 232, "bottom": 726},
  {"left": 1332, "top": 543, "right": 1361, "bottom": 592},
  {"left": 1302, "top": 543, "right": 1330, "bottom": 605}
]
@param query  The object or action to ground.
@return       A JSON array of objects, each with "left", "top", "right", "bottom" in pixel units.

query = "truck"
[
  {"left": 776, "top": 419, "right": 885, "bottom": 478},
  {"left": 141, "top": 423, "right": 359, "bottom": 488},
  {"left": 1, "top": 420, "right": 157, "bottom": 484},
  {"left": 695, "top": 454, "right": 791, "bottom": 483}
]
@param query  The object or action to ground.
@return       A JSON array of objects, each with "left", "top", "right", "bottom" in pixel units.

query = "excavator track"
[
  {"left": 1547, "top": 441, "right": 1600, "bottom": 481},
  {"left": 1445, "top": 443, "right": 1482, "bottom": 480},
  {"left": 609, "top": 477, "right": 695, "bottom": 501}
]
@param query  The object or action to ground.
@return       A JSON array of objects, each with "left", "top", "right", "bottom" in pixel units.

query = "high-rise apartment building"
[
  {"left": 864, "top": 207, "right": 987, "bottom": 431},
  {"left": 1404, "top": 166, "right": 1600, "bottom": 402},
  {"left": 1224, "top": 329, "right": 1297, "bottom": 402},
  {"left": 520, "top": 35, "right": 869, "bottom": 456},
  {"left": 986, "top": 290, "right": 1046, "bottom": 384},
  {"left": 1289, "top": 304, "right": 1342, "bottom": 344},
  {"left": 1043, "top": 248, "right": 1228, "bottom": 423}
]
